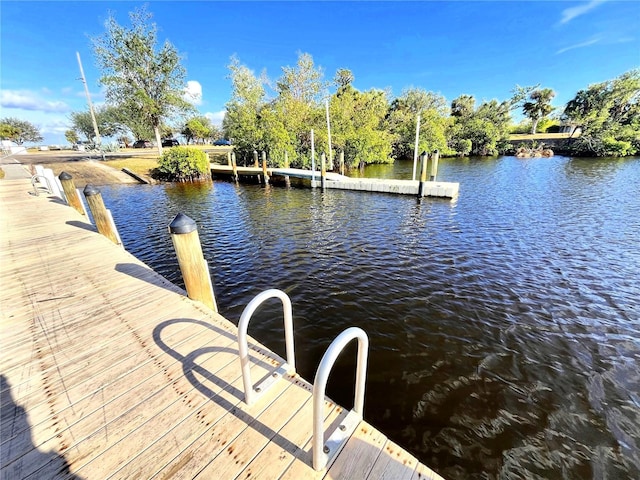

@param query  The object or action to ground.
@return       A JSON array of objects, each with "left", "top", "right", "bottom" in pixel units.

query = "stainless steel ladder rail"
[
  {"left": 312, "top": 326, "right": 369, "bottom": 471},
  {"left": 237, "top": 289, "right": 296, "bottom": 405}
]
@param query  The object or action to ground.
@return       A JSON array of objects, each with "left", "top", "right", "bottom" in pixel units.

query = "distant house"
[
  {"left": 558, "top": 123, "right": 582, "bottom": 137},
  {"left": 1, "top": 140, "right": 27, "bottom": 155}
]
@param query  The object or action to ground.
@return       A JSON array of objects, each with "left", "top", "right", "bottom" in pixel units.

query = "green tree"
[
  {"left": 92, "top": 6, "right": 193, "bottom": 155},
  {"left": 69, "top": 106, "right": 125, "bottom": 142},
  {"left": 65, "top": 130, "right": 79, "bottom": 145},
  {"left": 564, "top": 69, "right": 640, "bottom": 156},
  {"left": 222, "top": 56, "right": 267, "bottom": 163},
  {"left": 448, "top": 97, "right": 512, "bottom": 156},
  {"left": 273, "top": 52, "right": 327, "bottom": 165},
  {"left": 0, "top": 118, "right": 43, "bottom": 144},
  {"left": 522, "top": 88, "right": 556, "bottom": 133},
  {"left": 386, "top": 88, "right": 451, "bottom": 159},
  {"left": 329, "top": 82, "right": 393, "bottom": 168},
  {"left": 182, "top": 116, "right": 212, "bottom": 144}
]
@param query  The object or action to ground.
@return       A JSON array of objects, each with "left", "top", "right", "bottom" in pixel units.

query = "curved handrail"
[
  {"left": 312, "top": 326, "right": 369, "bottom": 471},
  {"left": 31, "top": 175, "right": 52, "bottom": 196},
  {"left": 238, "top": 289, "right": 295, "bottom": 405}
]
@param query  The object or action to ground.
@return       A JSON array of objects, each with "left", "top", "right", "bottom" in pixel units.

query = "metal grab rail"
[
  {"left": 31, "top": 175, "right": 53, "bottom": 196},
  {"left": 238, "top": 289, "right": 296, "bottom": 405},
  {"left": 312, "top": 327, "right": 369, "bottom": 471}
]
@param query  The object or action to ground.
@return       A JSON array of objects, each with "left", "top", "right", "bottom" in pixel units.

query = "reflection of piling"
[
  {"left": 83, "top": 185, "right": 121, "bottom": 245},
  {"left": 339, "top": 150, "right": 345, "bottom": 176},
  {"left": 430, "top": 149, "right": 439, "bottom": 181},
  {"left": 231, "top": 152, "right": 238, "bottom": 182},
  {"left": 418, "top": 151, "right": 428, "bottom": 198},
  {"left": 261, "top": 151, "right": 269, "bottom": 185},
  {"left": 58, "top": 172, "right": 85, "bottom": 216},
  {"left": 321, "top": 152, "right": 326, "bottom": 190},
  {"left": 168, "top": 213, "right": 217, "bottom": 312},
  {"left": 284, "top": 151, "right": 290, "bottom": 187}
]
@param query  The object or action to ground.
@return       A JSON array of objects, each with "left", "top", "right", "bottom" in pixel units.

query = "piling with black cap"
[
  {"left": 168, "top": 213, "right": 217, "bottom": 312},
  {"left": 83, "top": 184, "right": 119, "bottom": 244},
  {"left": 58, "top": 172, "right": 84, "bottom": 216}
]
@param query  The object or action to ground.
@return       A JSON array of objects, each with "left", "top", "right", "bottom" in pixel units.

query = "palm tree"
[{"left": 523, "top": 88, "right": 555, "bottom": 134}]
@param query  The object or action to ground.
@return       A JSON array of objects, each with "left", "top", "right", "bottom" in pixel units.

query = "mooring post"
[
  {"left": 231, "top": 152, "right": 238, "bottom": 182},
  {"left": 339, "top": 150, "right": 345, "bottom": 176},
  {"left": 168, "top": 213, "right": 218, "bottom": 312},
  {"left": 58, "top": 172, "right": 85, "bottom": 216},
  {"left": 83, "top": 184, "right": 120, "bottom": 245},
  {"left": 227, "top": 151, "right": 232, "bottom": 166},
  {"left": 261, "top": 150, "right": 269, "bottom": 185},
  {"left": 321, "top": 152, "right": 327, "bottom": 190},
  {"left": 418, "top": 151, "right": 428, "bottom": 198},
  {"left": 429, "top": 149, "right": 439, "bottom": 181},
  {"left": 253, "top": 150, "right": 259, "bottom": 168}
]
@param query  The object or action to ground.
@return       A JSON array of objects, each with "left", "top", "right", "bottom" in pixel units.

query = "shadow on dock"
[
  {"left": 115, "top": 263, "right": 183, "bottom": 294},
  {"left": 151, "top": 318, "right": 348, "bottom": 464},
  {"left": 0, "top": 375, "right": 84, "bottom": 479},
  {"left": 65, "top": 220, "right": 97, "bottom": 233}
]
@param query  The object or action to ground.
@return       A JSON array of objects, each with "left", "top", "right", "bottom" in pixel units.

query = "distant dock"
[{"left": 210, "top": 164, "right": 460, "bottom": 199}]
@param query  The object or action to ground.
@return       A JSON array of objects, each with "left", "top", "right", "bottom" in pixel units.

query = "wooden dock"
[
  {"left": 0, "top": 175, "right": 444, "bottom": 479},
  {"left": 210, "top": 165, "right": 459, "bottom": 199}
]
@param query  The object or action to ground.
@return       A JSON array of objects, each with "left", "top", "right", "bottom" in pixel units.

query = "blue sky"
[{"left": 1, "top": 1, "right": 638, "bottom": 145}]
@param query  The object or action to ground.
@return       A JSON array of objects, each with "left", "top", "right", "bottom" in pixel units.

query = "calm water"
[{"left": 100, "top": 156, "right": 640, "bottom": 479}]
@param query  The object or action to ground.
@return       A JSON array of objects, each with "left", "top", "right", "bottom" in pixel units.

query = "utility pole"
[
  {"left": 412, "top": 113, "right": 421, "bottom": 181},
  {"left": 325, "top": 100, "right": 332, "bottom": 170},
  {"left": 76, "top": 52, "right": 101, "bottom": 146}
]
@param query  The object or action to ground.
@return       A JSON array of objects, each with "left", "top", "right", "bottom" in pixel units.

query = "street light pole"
[{"left": 76, "top": 51, "right": 101, "bottom": 146}]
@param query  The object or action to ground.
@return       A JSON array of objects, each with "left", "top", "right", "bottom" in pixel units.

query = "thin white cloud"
[
  {"left": 0, "top": 89, "right": 70, "bottom": 113},
  {"left": 556, "top": 37, "right": 602, "bottom": 54},
  {"left": 184, "top": 80, "right": 203, "bottom": 106},
  {"left": 205, "top": 110, "right": 226, "bottom": 126},
  {"left": 560, "top": 0, "right": 606, "bottom": 25}
]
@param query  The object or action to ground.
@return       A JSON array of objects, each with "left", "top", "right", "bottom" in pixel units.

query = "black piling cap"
[
  {"left": 59, "top": 171, "right": 72, "bottom": 180},
  {"left": 83, "top": 184, "right": 100, "bottom": 196},
  {"left": 169, "top": 213, "right": 197, "bottom": 234}
]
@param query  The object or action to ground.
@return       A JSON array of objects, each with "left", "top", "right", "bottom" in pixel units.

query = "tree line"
[{"left": 1, "top": 6, "right": 638, "bottom": 160}]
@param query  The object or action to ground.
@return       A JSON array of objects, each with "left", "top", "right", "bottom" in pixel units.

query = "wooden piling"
[
  {"left": 253, "top": 150, "right": 259, "bottom": 168},
  {"left": 339, "top": 150, "right": 345, "bottom": 176},
  {"left": 231, "top": 152, "right": 238, "bottom": 182},
  {"left": 58, "top": 172, "right": 85, "bottom": 216},
  {"left": 418, "top": 151, "right": 428, "bottom": 198},
  {"left": 321, "top": 152, "right": 327, "bottom": 190},
  {"left": 168, "top": 213, "right": 218, "bottom": 312},
  {"left": 430, "top": 149, "right": 439, "bottom": 181},
  {"left": 261, "top": 151, "right": 269, "bottom": 185},
  {"left": 83, "top": 185, "right": 121, "bottom": 245},
  {"left": 227, "top": 151, "right": 232, "bottom": 166}
]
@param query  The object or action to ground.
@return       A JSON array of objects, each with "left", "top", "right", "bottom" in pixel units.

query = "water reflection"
[{"left": 101, "top": 156, "right": 640, "bottom": 479}]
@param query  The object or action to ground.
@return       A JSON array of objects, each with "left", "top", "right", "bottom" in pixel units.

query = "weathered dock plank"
[{"left": 0, "top": 178, "right": 444, "bottom": 479}]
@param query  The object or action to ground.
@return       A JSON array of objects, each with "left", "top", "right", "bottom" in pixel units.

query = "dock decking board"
[{"left": 0, "top": 179, "right": 444, "bottom": 479}]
